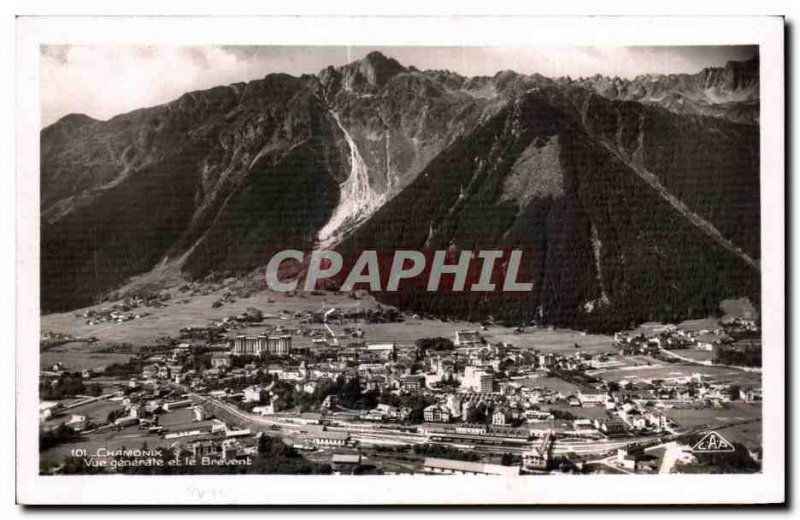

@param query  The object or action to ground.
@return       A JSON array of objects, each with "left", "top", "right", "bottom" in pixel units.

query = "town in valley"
[{"left": 39, "top": 284, "right": 762, "bottom": 476}]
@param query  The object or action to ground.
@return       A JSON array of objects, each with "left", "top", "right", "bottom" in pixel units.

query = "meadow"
[
  {"left": 41, "top": 289, "right": 615, "bottom": 370},
  {"left": 592, "top": 363, "right": 761, "bottom": 386},
  {"left": 665, "top": 402, "right": 762, "bottom": 449}
]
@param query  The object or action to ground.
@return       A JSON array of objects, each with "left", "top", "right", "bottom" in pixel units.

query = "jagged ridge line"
[{"left": 594, "top": 137, "right": 760, "bottom": 272}]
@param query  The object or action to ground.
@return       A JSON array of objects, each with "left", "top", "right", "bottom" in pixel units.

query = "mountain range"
[{"left": 40, "top": 51, "right": 760, "bottom": 330}]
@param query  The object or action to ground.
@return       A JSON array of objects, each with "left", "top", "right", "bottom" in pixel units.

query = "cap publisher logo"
[{"left": 691, "top": 431, "right": 735, "bottom": 453}]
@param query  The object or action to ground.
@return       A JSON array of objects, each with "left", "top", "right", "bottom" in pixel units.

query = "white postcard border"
[{"left": 16, "top": 15, "right": 785, "bottom": 505}]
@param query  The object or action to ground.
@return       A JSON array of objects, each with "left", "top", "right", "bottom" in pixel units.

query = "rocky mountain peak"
[
  {"left": 572, "top": 55, "right": 760, "bottom": 123},
  {"left": 317, "top": 51, "right": 408, "bottom": 92},
  {"left": 43, "top": 112, "right": 98, "bottom": 132},
  {"left": 353, "top": 51, "right": 407, "bottom": 87},
  {"left": 713, "top": 55, "right": 759, "bottom": 91}
]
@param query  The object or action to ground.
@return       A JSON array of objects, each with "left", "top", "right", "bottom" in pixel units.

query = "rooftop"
[
  {"left": 423, "top": 457, "right": 519, "bottom": 476},
  {"left": 332, "top": 453, "right": 361, "bottom": 464}
]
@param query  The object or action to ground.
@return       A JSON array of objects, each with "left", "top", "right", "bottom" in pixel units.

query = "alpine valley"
[{"left": 40, "top": 51, "right": 760, "bottom": 331}]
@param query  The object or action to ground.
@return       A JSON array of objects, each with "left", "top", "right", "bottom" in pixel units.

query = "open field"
[
  {"left": 669, "top": 348, "right": 714, "bottom": 363},
  {"left": 630, "top": 317, "right": 723, "bottom": 335},
  {"left": 41, "top": 343, "right": 133, "bottom": 372},
  {"left": 158, "top": 408, "right": 219, "bottom": 432},
  {"left": 514, "top": 375, "right": 581, "bottom": 395},
  {"left": 41, "top": 289, "right": 615, "bottom": 370},
  {"left": 43, "top": 285, "right": 615, "bottom": 352},
  {"left": 52, "top": 399, "right": 125, "bottom": 425},
  {"left": 628, "top": 322, "right": 670, "bottom": 336},
  {"left": 714, "top": 420, "right": 763, "bottom": 450},
  {"left": 676, "top": 317, "right": 721, "bottom": 332},
  {"left": 591, "top": 363, "right": 761, "bottom": 386},
  {"left": 158, "top": 408, "right": 196, "bottom": 428},
  {"left": 666, "top": 402, "right": 762, "bottom": 450},
  {"left": 41, "top": 287, "right": 314, "bottom": 345},
  {"left": 584, "top": 354, "right": 664, "bottom": 377},
  {"left": 620, "top": 354, "right": 664, "bottom": 366},
  {"left": 719, "top": 298, "right": 758, "bottom": 320},
  {"left": 665, "top": 402, "right": 761, "bottom": 430},
  {"left": 490, "top": 328, "right": 614, "bottom": 354},
  {"left": 546, "top": 404, "right": 611, "bottom": 420}
]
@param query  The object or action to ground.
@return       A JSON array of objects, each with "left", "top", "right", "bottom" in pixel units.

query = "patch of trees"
[
  {"left": 433, "top": 378, "right": 460, "bottom": 390},
  {"left": 415, "top": 337, "right": 455, "bottom": 354},
  {"left": 188, "top": 352, "right": 212, "bottom": 372},
  {"left": 683, "top": 434, "right": 760, "bottom": 473},
  {"left": 106, "top": 408, "right": 129, "bottom": 424},
  {"left": 326, "top": 376, "right": 379, "bottom": 410},
  {"left": 40, "top": 373, "right": 86, "bottom": 400},
  {"left": 40, "top": 424, "right": 80, "bottom": 451},
  {"left": 338, "top": 304, "right": 404, "bottom": 324},
  {"left": 713, "top": 344, "right": 761, "bottom": 367},
  {"left": 549, "top": 456, "right": 589, "bottom": 474},
  {"left": 267, "top": 375, "right": 380, "bottom": 413},
  {"left": 103, "top": 359, "right": 143, "bottom": 378},
  {"left": 117, "top": 287, "right": 171, "bottom": 305},
  {"left": 551, "top": 369, "right": 599, "bottom": 387},
  {"left": 352, "top": 464, "right": 382, "bottom": 475},
  {"left": 548, "top": 409, "right": 576, "bottom": 421},
  {"left": 412, "top": 444, "right": 481, "bottom": 462},
  {"left": 466, "top": 402, "right": 490, "bottom": 424},
  {"left": 230, "top": 354, "right": 259, "bottom": 368},
  {"left": 500, "top": 452, "right": 521, "bottom": 466},
  {"left": 378, "top": 390, "right": 436, "bottom": 424},
  {"left": 85, "top": 384, "right": 103, "bottom": 397},
  {"left": 250, "top": 436, "right": 332, "bottom": 475},
  {"left": 56, "top": 455, "right": 104, "bottom": 475}
]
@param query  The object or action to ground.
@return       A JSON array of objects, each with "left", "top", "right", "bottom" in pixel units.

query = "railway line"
[{"left": 187, "top": 391, "right": 755, "bottom": 461}]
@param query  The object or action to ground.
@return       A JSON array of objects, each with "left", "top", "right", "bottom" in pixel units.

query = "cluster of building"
[
  {"left": 76, "top": 293, "right": 173, "bottom": 326},
  {"left": 80, "top": 307, "right": 150, "bottom": 325},
  {"left": 614, "top": 320, "right": 759, "bottom": 357},
  {"left": 40, "top": 297, "right": 764, "bottom": 476}
]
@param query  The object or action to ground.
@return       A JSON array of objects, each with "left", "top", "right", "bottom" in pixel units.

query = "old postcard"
[{"left": 16, "top": 16, "right": 785, "bottom": 504}]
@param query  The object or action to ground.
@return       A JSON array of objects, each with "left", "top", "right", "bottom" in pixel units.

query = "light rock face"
[
  {"left": 40, "top": 52, "right": 760, "bottom": 330},
  {"left": 573, "top": 56, "right": 760, "bottom": 124},
  {"left": 316, "top": 110, "right": 385, "bottom": 248}
]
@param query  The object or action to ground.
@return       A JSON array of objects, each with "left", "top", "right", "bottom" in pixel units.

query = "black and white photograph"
[{"left": 13, "top": 14, "right": 786, "bottom": 505}]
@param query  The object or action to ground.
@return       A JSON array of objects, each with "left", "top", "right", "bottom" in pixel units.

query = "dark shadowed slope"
[{"left": 338, "top": 89, "right": 759, "bottom": 330}]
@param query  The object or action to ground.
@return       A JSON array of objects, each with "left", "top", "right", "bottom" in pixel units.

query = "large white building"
[
  {"left": 365, "top": 343, "right": 396, "bottom": 361},
  {"left": 423, "top": 404, "right": 452, "bottom": 423},
  {"left": 446, "top": 394, "right": 462, "bottom": 418},
  {"left": 522, "top": 432, "right": 553, "bottom": 471},
  {"left": 423, "top": 457, "right": 518, "bottom": 476},
  {"left": 578, "top": 387, "right": 608, "bottom": 406},
  {"left": 478, "top": 373, "right": 494, "bottom": 393},
  {"left": 232, "top": 334, "right": 292, "bottom": 356},
  {"left": 192, "top": 405, "right": 207, "bottom": 422},
  {"left": 242, "top": 385, "right": 263, "bottom": 403},
  {"left": 311, "top": 431, "right": 350, "bottom": 447},
  {"left": 454, "top": 330, "right": 482, "bottom": 347},
  {"left": 462, "top": 366, "right": 494, "bottom": 393}
]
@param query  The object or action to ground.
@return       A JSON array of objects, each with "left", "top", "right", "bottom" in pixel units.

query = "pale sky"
[{"left": 40, "top": 45, "right": 757, "bottom": 127}]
